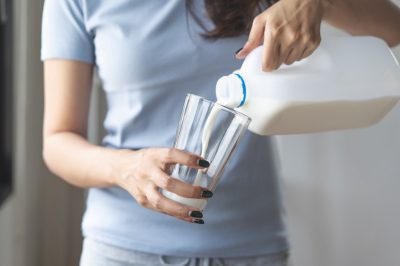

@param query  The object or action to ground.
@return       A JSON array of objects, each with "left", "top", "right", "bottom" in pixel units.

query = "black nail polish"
[
  {"left": 235, "top": 47, "right": 243, "bottom": 55},
  {"left": 189, "top": 211, "right": 203, "bottom": 218},
  {"left": 197, "top": 159, "right": 210, "bottom": 168},
  {"left": 201, "top": 190, "right": 213, "bottom": 198},
  {"left": 194, "top": 219, "right": 205, "bottom": 224}
]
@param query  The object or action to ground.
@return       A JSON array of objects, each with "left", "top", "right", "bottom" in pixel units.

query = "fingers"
[
  {"left": 120, "top": 148, "right": 210, "bottom": 224},
  {"left": 301, "top": 45, "right": 316, "bottom": 59},
  {"left": 152, "top": 169, "right": 211, "bottom": 199},
  {"left": 262, "top": 29, "right": 282, "bottom": 71},
  {"left": 160, "top": 148, "right": 209, "bottom": 169},
  {"left": 236, "top": 15, "right": 265, "bottom": 59},
  {"left": 284, "top": 45, "right": 303, "bottom": 65},
  {"left": 146, "top": 185, "right": 204, "bottom": 221},
  {"left": 300, "top": 34, "right": 321, "bottom": 59},
  {"left": 268, "top": 30, "right": 321, "bottom": 69},
  {"left": 285, "top": 33, "right": 320, "bottom": 65},
  {"left": 236, "top": 0, "right": 324, "bottom": 71}
]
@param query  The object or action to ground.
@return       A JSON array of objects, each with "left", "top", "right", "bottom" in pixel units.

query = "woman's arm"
[
  {"left": 236, "top": 0, "right": 400, "bottom": 71},
  {"left": 324, "top": 0, "right": 400, "bottom": 47},
  {"left": 43, "top": 60, "right": 211, "bottom": 222},
  {"left": 43, "top": 60, "right": 117, "bottom": 188}
]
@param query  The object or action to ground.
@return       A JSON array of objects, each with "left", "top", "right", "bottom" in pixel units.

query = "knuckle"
[
  {"left": 269, "top": 26, "right": 280, "bottom": 38},
  {"left": 179, "top": 151, "right": 197, "bottom": 167},
  {"left": 153, "top": 194, "right": 163, "bottom": 209},
  {"left": 285, "top": 59, "right": 294, "bottom": 65},
  {"left": 164, "top": 177, "right": 175, "bottom": 191},
  {"left": 191, "top": 186, "right": 201, "bottom": 198},
  {"left": 266, "top": 16, "right": 279, "bottom": 29},
  {"left": 262, "top": 61, "right": 276, "bottom": 72},
  {"left": 179, "top": 205, "right": 189, "bottom": 217},
  {"left": 136, "top": 195, "right": 147, "bottom": 206},
  {"left": 302, "top": 32, "right": 313, "bottom": 43},
  {"left": 158, "top": 174, "right": 169, "bottom": 189},
  {"left": 267, "top": 20, "right": 281, "bottom": 37},
  {"left": 313, "top": 34, "right": 321, "bottom": 46},
  {"left": 185, "top": 155, "right": 197, "bottom": 166},
  {"left": 286, "top": 30, "right": 298, "bottom": 43},
  {"left": 164, "top": 147, "right": 176, "bottom": 161},
  {"left": 252, "top": 15, "right": 264, "bottom": 27}
]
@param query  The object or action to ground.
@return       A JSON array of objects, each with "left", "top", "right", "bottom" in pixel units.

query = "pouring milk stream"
[
  {"left": 164, "top": 103, "right": 229, "bottom": 209},
  {"left": 166, "top": 36, "right": 400, "bottom": 209}
]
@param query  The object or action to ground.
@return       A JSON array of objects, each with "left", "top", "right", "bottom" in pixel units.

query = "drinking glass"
[{"left": 163, "top": 94, "right": 251, "bottom": 209}]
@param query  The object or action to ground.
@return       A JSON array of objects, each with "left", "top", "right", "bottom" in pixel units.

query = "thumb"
[{"left": 236, "top": 15, "right": 265, "bottom": 59}]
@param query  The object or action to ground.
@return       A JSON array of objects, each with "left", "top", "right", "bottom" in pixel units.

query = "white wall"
[{"left": 278, "top": 4, "right": 400, "bottom": 265}]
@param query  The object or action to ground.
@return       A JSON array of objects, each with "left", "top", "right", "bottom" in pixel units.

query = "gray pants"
[{"left": 80, "top": 238, "right": 289, "bottom": 266}]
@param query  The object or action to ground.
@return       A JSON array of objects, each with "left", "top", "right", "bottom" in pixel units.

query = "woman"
[{"left": 41, "top": 0, "right": 400, "bottom": 265}]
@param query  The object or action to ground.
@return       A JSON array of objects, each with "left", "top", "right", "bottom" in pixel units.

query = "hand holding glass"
[{"left": 163, "top": 94, "right": 250, "bottom": 209}]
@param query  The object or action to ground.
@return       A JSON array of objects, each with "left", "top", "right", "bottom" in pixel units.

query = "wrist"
[{"left": 109, "top": 148, "right": 137, "bottom": 187}]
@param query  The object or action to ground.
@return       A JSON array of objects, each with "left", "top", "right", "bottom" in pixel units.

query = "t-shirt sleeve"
[{"left": 41, "top": 0, "right": 95, "bottom": 63}]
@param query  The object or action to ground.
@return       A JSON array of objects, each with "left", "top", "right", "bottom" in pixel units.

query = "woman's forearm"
[
  {"left": 43, "top": 131, "right": 132, "bottom": 188},
  {"left": 43, "top": 60, "right": 132, "bottom": 189},
  {"left": 324, "top": 0, "right": 400, "bottom": 47}
]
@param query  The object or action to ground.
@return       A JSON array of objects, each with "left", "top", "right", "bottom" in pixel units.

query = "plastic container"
[{"left": 216, "top": 36, "right": 400, "bottom": 135}]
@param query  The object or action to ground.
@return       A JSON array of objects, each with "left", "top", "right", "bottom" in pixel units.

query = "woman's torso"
[{"left": 42, "top": 0, "right": 288, "bottom": 258}]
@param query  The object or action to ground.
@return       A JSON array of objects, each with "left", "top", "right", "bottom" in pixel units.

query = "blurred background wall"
[
  {"left": 0, "top": 0, "right": 86, "bottom": 265},
  {"left": 277, "top": 10, "right": 400, "bottom": 266},
  {"left": 0, "top": 0, "right": 399, "bottom": 266}
]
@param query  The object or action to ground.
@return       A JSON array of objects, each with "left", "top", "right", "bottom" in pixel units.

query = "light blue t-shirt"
[{"left": 41, "top": 0, "right": 288, "bottom": 257}]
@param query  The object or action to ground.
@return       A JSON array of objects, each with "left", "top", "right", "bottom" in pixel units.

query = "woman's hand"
[
  {"left": 43, "top": 60, "right": 211, "bottom": 224},
  {"left": 236, "top": 0, "right": 331, "bottom": 71},
  {"left": 115, "top": 148, "right": 212, "bottom": 223}
]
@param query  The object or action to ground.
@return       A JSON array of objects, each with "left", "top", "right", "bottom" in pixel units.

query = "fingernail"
[
  {"left": 193, "top": 219, "right": 205, "bottom": 224},
  {"left": 197, "top": 159, "right": 210, "bottom": 168},
  {"left": 235, "top": 47, "right": 243, "bottom": 55},
  {"left": 188, "top": 210, "right": 203, "bottom": 218},
  {"left": 201, "top": 190, "right": 213, "bottom": 198}
]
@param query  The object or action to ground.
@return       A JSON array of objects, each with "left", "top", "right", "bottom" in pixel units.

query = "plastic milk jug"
[{"left": 216, "top": 36, "right": 400, "bottom": 135}]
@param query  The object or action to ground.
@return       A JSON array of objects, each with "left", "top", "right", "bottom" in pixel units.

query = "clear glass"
[{"left": 163, "top": 94, "right": 251, "bottom": 210}]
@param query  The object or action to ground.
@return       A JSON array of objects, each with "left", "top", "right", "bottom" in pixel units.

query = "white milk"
[
  {"left": 236, "top": 97, "right": 400, "bottom": 135},
  {"left": 163, "top": 103, "right": 227, "bottom": 209},
  {"left": 163, "top": 191, "right": 207, "bottom": 209}
]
